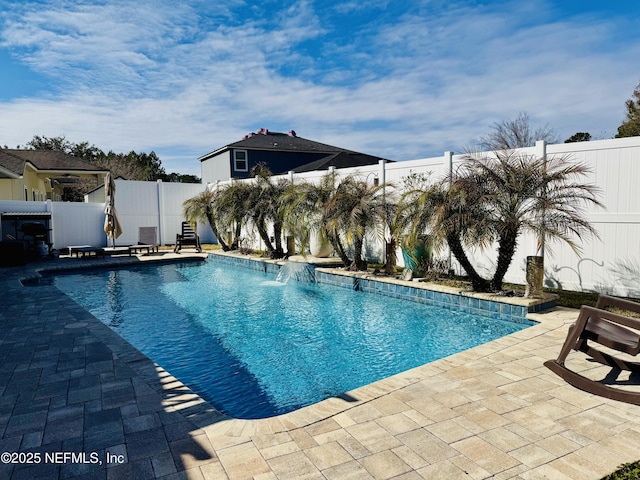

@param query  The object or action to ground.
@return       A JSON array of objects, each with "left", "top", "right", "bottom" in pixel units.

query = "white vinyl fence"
[
  {"left": 212, "top": 137, "right": 640, "bottom": 297},
  {"left": 1, "top": 137, "right": 638, "bottom": 297},
  {"left": 107, "top": 180, "right": 214, "bottom": 247},
  {"left": 0, "top": 199, "right": 105, "bottom": 249},
  {"left": 0, "top": 180, "right": 213, "bottom": 251}
]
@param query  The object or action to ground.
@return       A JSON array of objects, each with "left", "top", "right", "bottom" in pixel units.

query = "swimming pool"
[{"left": 51, "top": 257, "right": 530, "bottom": 419}]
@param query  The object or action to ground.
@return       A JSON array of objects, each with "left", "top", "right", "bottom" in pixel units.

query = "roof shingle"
[
  {"left": 227, "top": 131, "right": 348, "bottom": 153},
  {"left": 0, "top": 149, "right": 107, "bottom": 176},
  {"left": 199, "top": 130, "right": 391, "bottom": 168}
]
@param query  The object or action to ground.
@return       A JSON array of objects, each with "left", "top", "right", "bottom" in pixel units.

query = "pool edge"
[{"left": 20, "top": 251, "right": 569, "bottom": 439}]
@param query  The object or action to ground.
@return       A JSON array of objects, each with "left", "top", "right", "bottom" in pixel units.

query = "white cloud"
[{"left": 0, "top": 0, "right": 639, "bottom": 176}]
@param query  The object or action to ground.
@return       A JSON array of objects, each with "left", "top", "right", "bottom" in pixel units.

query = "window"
[
  {"left": 25, "top": 187, "right": 28, "bottom": 201},
  {"left": 234, "top": 150, "right": 248, "bottom": 172}
]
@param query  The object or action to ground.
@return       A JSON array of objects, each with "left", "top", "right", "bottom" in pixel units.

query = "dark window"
[{"left": 234, "top": 150, "right": 248, "bottom": 172}]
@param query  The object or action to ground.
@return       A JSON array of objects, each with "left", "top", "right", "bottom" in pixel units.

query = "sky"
[{"left": 1, "top": 0, "right": 639, "bottom": 177}]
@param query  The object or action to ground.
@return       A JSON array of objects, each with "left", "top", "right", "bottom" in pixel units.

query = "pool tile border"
[
  {"left": 212, "top": 252, "right": 281, "bottom": 275},
  {"left": 211, "top": 251, "right": 556, "bottom": 326}
]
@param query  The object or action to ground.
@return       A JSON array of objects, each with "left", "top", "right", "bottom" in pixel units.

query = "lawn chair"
[
  {"left": 174, "top": 221, "right": 202, "bottom": 253},
  {"left": 544, "top": 294, "right": 640, "bottom": 404},
  {"left": 129, "top": 226, "right": 159, "bottom": 255}
]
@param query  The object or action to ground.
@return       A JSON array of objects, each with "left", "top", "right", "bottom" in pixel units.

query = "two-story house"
[{"left": 199, "top": 128, "right": 391, "bottom": 183}]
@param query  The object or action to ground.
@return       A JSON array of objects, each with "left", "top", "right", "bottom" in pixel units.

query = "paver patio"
[{"left": 1, "top": 252, "right": 639, "bottom": 479}]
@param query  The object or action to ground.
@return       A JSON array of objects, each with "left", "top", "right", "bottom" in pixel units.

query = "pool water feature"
[
  {"left": 51, "top": 258, "right": 531, "bottom": 419},
  {"left": 274, "top": 261, "right": 316, "bottom": 284}
]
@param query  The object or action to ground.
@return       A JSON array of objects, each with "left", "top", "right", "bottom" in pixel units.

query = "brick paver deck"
[{"left": 1, "top": 253, "right": 639, "bottom": 479}]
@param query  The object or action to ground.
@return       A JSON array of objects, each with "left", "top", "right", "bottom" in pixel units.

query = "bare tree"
[
  {"left": 91, "top": 152, "right": 146, "bottom": 180},
  {"left": 477, "top": 112, "right": 560, "bottom": 151}
]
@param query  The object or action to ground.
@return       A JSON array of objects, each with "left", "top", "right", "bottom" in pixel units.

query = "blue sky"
[{"left": 1, "top": 0, "right": 639, "bottom": 176}]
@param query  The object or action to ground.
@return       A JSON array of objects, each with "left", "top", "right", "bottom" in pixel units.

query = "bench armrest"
[
  {"left": 596, "top": 295, "right": 640, "bottom": 316},
  {"left": 583, "top": 305, "right": 640, "bottom": 332}
]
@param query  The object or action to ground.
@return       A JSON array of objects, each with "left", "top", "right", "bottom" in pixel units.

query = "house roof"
[
  {"left": 0, "top": 149, "right": 108, "bottom": 178},
  {"left": 293, "top": 151, "right": 389, "bottom": 173},
  {"left": 198, "top": 129, "right": 391, "bottom": 164}
]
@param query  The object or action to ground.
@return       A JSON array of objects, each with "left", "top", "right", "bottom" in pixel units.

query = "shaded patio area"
[{"left": 1, "top": 253, "right": 639, "bottom": 479}]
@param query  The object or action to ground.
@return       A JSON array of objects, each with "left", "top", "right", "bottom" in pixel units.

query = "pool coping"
[
  {"left": 18, "top": 252, "right": 208, "bottom": 285},
  {"left": 22, "top": 249, "right": 560, "bottom": 432}
]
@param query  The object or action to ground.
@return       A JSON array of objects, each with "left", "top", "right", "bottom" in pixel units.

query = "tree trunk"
[
  {"left": 231, "top": 223, "right": 242, "bottom": 250},
  {"left": 350, "top": 236, "right": 367, "bottom": 271},
  {"left": 254, "top": 214, "right": 274, "bottom": 256},
  {"left": 272, "top": 220, "right": 285, "bottom": 259},
  {"left": 446, "top": 231, "right": 490, "bottom": 292},
  {"left": 491, "top": 224, "right": 519, "bottom": 291},
  {"left": 525, "top": 255, "right": 544, "bottom": 298},
  {"left": 206, "top": 208, "right": 229, "bottom": 251},
  {"left": 384, "top": 238, "right": 397, "bottom": 275},
  {"left": 327, "top": 230, "right": 351, "bottom": 267}
]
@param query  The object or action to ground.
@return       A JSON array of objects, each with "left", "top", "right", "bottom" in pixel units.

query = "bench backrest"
[
  {"left": 181, "top": 222, "right": 197, "bottom": 239},
  {"left": 138, "top": 226, "right": 158, "bottom": 245}
]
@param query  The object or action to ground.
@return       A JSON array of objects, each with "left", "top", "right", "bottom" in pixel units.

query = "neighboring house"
[
  {"left": 0, "top": 149, "right": 109, "bottom": 201},
  {"left": 199, "top": 128, "right": 391, "bottom": 183}
]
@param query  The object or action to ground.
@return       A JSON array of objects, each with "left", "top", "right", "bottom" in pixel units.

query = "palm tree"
[
  {"left": 324, "top": 175, "right": 386, "bottom": 271},
  {"left": 281, "top": 172, "right": 338, "bottom": 260},
  {"left": 182, "top": 188, "right": 230, "bottom": 250},
  {"left": 282, "top": 172, "right": 389, "bottom": 270},
  {"left": 380, "top": 197, "right": 399, "bottom": 275},
  {"left": 283, "top": 171, "right": 364, "bottom": 267},
  {"left": 459, "top": 150, "right": 603, "bottom": 291},
  {"left": 395, "top": 180, "right": 493, "bottom": 291},
  {"left": 213, "top": 180, "right": 252, "bottom": 250},
  {"left": 244, "top": 163, "right": 289, "bottom": 259},
  {"left": 396, "top": 151, "right": 602, "bottom": 292}
]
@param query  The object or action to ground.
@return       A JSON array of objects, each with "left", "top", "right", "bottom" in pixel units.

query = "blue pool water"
[{"left": 52, "top": 258, "right": 529, "bottom": 419}]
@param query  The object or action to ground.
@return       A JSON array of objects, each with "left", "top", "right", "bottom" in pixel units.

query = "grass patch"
[
  {"left": 602, "top": 461, "right": 640, "bottom": 480},
  {"left": 541, "top": 287, "right": 600, "bottom": 309},
  {"left": 409, "top": 275, "right": 601, "bottom": 309}
]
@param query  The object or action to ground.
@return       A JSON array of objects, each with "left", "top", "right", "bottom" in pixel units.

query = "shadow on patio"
[{"left": 0, "top": 262, "right": 228, "bottom": 479}]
